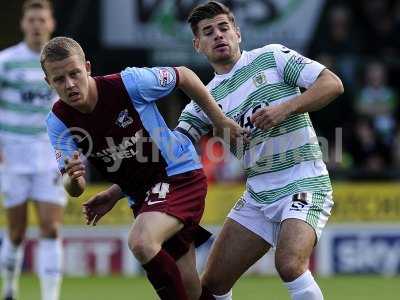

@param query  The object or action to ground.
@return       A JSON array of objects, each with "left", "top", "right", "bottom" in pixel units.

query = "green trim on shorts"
[{"left": 306, "top": 191, "right": 329, "bottom": 229}]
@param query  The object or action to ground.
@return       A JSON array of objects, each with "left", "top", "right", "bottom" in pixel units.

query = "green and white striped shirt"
[
  {"left": 178, "top": 44, "right": 332, "bottom": 204},
  {"left": 0, "top": 42, "right": 58, "bottom": 173}
]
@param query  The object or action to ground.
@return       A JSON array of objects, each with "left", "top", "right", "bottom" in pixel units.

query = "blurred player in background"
[
  {"left": 177, "top": 1, "right": 344, "bottom": 300},
  {"left": 0, "top": 1, "right": 65, "bottom": 300},
  {"left": 42, "top": 36, "right": 245, "bottom": 300}
]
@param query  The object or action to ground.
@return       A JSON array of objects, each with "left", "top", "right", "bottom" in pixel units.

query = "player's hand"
[
  {"left": 250, "top": 102, "right": 291, "bottom": 131},
  {"left": 82, "top": 191, "right": 120, "bottom": 226},
  {"left": 64, "top": 151, "right": 85, "bottom": 181},
  {"left": 214, "top": 117, "right": 249, "bottom": 145}
]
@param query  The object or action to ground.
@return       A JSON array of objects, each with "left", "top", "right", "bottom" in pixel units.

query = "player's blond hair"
[
  {"left": 40, "top": 37, "right": 86, "bottom": 74},
  {"left": 187, "top": 1, "right": 236, "bottom": 36}
]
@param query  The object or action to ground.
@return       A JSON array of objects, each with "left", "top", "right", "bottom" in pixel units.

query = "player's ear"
[
  {"left": 86, "top": 61, "right": 91, "bottom": 75},
  {"left": 193, "top": 37, "right": 201, "bottom": 53},
  {"left": 236, "top": 26, "right": 242, "bottom": 44}
]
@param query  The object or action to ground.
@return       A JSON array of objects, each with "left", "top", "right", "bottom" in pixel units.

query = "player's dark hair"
[
  {"left": 188, "top": 1, "right": 236, "bottom": 36},
  {"left": 22, "top": 0, "right": 53, "bottom": 15},
  {"left": 40, "top": 37, "right": 86, "bottom": 74}
]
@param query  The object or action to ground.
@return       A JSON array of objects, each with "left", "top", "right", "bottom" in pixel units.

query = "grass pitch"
[{"left": 16, "top": 274, "right": 400, "bottom": 300}]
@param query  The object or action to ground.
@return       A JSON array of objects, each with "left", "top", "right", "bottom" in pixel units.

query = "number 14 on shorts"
[{"left": 145, "top": 182, "right": 170, "bottom": 205}]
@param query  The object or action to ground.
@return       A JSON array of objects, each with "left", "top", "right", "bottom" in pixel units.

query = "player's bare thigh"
[
  {"left": 176, "top": 243, "right": 201, "bottom": 300},
  {"left": 201, "top": 218, "right": 271, "bottom": 294},
  {"left": 129, "top": 211, "right": 184, "bottom": 263},
  {"left": 34, "top": 201, "right": 64, "bottom": 239},
  {"left": 275, "top": 218, "right": 316, "bottom": 282}
]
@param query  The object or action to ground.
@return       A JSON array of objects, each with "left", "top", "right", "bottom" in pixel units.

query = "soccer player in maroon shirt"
[{"left": 42, "top": 36, "right": 246, "bottom": 300}]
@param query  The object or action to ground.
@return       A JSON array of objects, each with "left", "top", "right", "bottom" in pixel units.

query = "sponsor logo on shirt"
[
  {"left": 91, "top": 130, "right": 145, "bottom": 163},
  {"left": 115, "top": 109, "right": 133, "bottom": 128},
  {"left": 158, "top": 68, "right": 174, "bottom": 87}
]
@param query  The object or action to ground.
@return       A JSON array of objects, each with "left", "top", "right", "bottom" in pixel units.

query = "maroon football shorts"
[{"left": 131, "top": 169, "right": 211, "bottom": 260}]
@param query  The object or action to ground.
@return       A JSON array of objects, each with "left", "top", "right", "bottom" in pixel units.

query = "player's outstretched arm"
[
  {"left": 63, "top": 151, "right": 86, "bottom": 197},
  {"left": 82, "top": 184, "right": 124, "bottom": 226},
  {"left": 175, "top": 66, "right": 248, "bottom": 143}
]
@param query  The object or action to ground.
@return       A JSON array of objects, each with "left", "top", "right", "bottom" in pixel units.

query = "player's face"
[
  {"left": 21, "top": 8, "right": 55, "bottom": 48},
  {"left": 194, "top": 14, "right": 241, "bottom": 66},
  {"left": 45, "top": 55, "right": 91, "bottom": 110}
]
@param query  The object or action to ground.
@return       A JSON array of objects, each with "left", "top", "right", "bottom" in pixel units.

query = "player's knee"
[
  {"left": 128, "top": 236, "right": 158, "bottom": 263},
  {"left": 276, "top": 259, "right": 307, "bottom": 282},
  {"left": 39, "top": 222, "right": 60, "bottom": 239},
  {"left": 8, "top": 229, "right": 25, "bottom": 246}
]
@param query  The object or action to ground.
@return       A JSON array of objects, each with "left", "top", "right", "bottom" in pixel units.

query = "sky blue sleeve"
[
  {"left": 120, "top": 66, "right": 178, "bottom": 106},
  {"left": 46, "top": 111, "right": 79, "bottom": 173}
]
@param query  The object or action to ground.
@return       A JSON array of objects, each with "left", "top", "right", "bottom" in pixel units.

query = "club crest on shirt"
[
  {"left": 158, "top": 68, "right": 174, "bottom": 87},
  {"left": 115, "top": 109, "right": 133, "bottom": 128},
  {"left": 252, "top": 72, "right": 267, "bottom": 88}
]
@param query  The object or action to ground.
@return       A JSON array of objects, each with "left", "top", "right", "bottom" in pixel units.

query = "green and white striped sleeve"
[
  {"left": 176, "top": 100, "right": 212, "bottom": 143},
  {"left": 272, "top": 44, "right": 325, "bottom": 89}
]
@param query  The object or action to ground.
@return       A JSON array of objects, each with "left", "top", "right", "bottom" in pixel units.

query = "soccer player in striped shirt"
[
  {"left": 176, "top": 2, "right": 344, "bottom": 300},
  {"left": 0, "top": 2, "right": 65, "bottom": 300}
]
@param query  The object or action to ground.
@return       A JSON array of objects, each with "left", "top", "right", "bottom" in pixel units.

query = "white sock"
[
  {"left": 37, "top": 238, "right": 63, "bottom": 300},
  {"left": 0, "top": 235, "right": 24, "bottom": 298},
  {"left": 285, "top": 270, "right": 323, "bottom": 300},
  {"left": 213, "top": 290, "right": 232, "bottom": 300}
]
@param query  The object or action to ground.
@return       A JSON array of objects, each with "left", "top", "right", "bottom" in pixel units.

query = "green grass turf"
[{"left": 15, "top": 274, "right": 400, "bottom": 300}]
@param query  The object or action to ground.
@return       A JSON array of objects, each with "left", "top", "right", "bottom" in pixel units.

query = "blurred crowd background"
[
  {"left": 1, "top": 0, "right": 399, "bottom": 183},
  {"left": 310, "top": 0, "right": 400, "bottom": 178}
]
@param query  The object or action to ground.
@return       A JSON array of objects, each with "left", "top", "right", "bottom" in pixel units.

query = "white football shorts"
[
  {"left": 0, "top": 171, "right": 67, "bottom": 208},
  {"left": 227, "top": 190, "right": 333, "bottom": 247}
]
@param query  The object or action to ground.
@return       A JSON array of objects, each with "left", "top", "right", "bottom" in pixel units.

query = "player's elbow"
[
  {"left": 326, "top": 70, "right": 344, "bottom": 97},
  {"left": 333, "top": 75, "right": 344, "bottom": 97},
  {"left": 175, "top": 66, "right": 190, "bottom": 74},
  {"left": 175, "top": 66, "right": 195, "bottom": 88}
]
